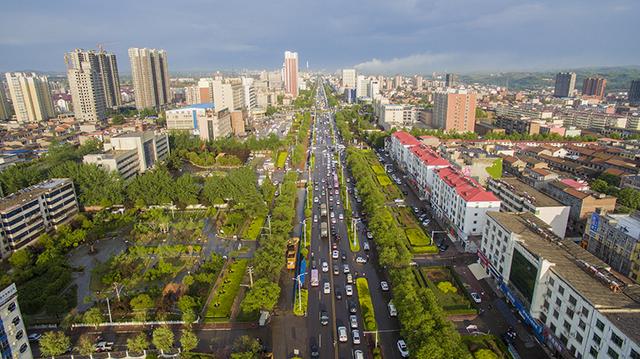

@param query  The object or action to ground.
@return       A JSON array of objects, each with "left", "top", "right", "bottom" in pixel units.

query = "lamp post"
[
  {"left": 293, "top": 273, "right": 304, "bottom": 313},
  {"left": 302, "top": 219, "right": 307, "bottom": 248}
]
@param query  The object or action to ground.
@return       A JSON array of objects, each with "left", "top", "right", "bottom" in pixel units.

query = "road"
[{"left": 304, "top": 80, "right": 402, "bottom": 359}]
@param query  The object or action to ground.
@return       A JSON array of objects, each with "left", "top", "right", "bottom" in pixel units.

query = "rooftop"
[
  {"left": 492, "top": 177, "right": 562, "bottom": 207},
  {"left": 437, "top": 167, "right": 499, "bottom": 202},
  {"left": 0, "top": 178, "right": 72, "bottom": 212},
  {"left": 608, "top": 213, "right": 640, "bottom": 239},
  {"left": 392, "top": 131, "right": 421, "bottom": 147},
  {"left": 411, "top": 145, "right": 450, "bottom": 167},
  {"left": 489, "top": 211, "right": 640, "bottom": 344},
  {"left": 177, "top": 103, "right": 215, "bottom": 110}
]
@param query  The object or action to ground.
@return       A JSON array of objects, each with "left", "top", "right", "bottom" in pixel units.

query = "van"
[{"left": 388, "top": 301, "right": 397, "bottom": 317}]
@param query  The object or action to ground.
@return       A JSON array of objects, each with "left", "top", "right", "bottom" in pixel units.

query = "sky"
[{"left": 0, "top": 0, "right": 638, "bottom": 75}]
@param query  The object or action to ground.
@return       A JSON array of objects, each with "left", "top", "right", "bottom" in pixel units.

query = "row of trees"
[
  {"left": 591, "top": 172, "right": 640, "bottom": 212},
  {"left": 346, "top": 147, "right": 471, "bottom": 358},
  {"left": 290, "top": 113, "right": 312, "bottom": 168}
]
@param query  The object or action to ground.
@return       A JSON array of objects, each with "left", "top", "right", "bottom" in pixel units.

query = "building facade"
[
  {"left": 166, "top": 104, "right": 231, "bottom": 141},
  {"left": 65, "top": 50, "right": 107, "bottom": 122},
  {"left": 342, "top": 69, "right": 356, "bottom": 89},
  {"left": 108, "top": 131, "right": 169, "bottom": 172},
  {"left": 283, "top": 51, "right": 299, "bottom": 97},
  {"left": 128, "top": 48, "right": 170, "bottom": 109},
  {"left": 582, "top": 77, "right": 607, "bottom": 99},
  {"left": 0, "top": 178, "right": 78, "bottom": 260},
  {"left": 445, "top": 73, "right": 458, "bottom": 88},
  {"left": 0, "top": 283, "right": 33, "bottom": 359},
  {"left": 4, "top": 73, "right": 54, "bottom": 123},
  {"left": 433, "top": 89, "right": 476, "bottom": 133},
  {"left": 83, "top": 149, "right": 140, "bottom": 181},
  {"left": 554, "top": 72, "right": 576, "bottom": 98},
  {"left": 629, "top": 80, "right": 640, "bottom": 105}
]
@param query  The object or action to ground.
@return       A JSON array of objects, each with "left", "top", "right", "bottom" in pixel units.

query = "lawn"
[
  {"left": 417, "top": 267, "right": 476, "bottom": 315},
  {"left": 276, "top": 151, "right": 288, "bottom": 168},
  {"left": 405, "top": 229, "right": 437, "bottom": 253},
  {"left": 372, "top": 164, "right": 386, "bottom": 175},
  {"left": 293, "top": 288, "right": 308, "bottom": 316},
  {"left": 376, "top": 174, "right": 392, "bottom": 186},
  {"left": 242, "top": 216, "right": 264, "bottom": 240},
  {"left": 205, "top": 259, "right": 248, "bottom": 321},
  {"left": 355, "top": 278, "right": 377, "bottom": 331},
  {"left": 463, "top": 335, "right": 512, "bottom": 359}
]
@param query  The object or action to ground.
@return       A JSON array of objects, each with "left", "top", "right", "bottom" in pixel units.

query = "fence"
[{"left": 71, "top": 320, "right": 185, "bottom": 329}]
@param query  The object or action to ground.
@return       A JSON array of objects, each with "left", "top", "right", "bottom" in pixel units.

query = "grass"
[
  {"left": 276, "top": 151, "right": 288, "bottom": 168},
  {"left": 293, "top": 288, "right": 308, "bottom": 316},
  {"left": 205, "top": 259, "right": 248, "bottom": 321},
  {"left": 355, "top": 278, "right": 377, "bottom": 331},
  {"left": 372, "top": 164, "right": 386, "bottom": 175},
  {"left": 243, "top": 216, "right": 264, "bottom": 240},
  {"left": 405, "top": 228, "right": 430, "bottom": 246},
  {"left": 416, "top": 267, "right": 476, "bottom": 315},
  {"left": 376, "top": 174, "right": 392, "bottom": 186},
  {"left": 463, "top": 335, "right": 513, "bottom": 359}
]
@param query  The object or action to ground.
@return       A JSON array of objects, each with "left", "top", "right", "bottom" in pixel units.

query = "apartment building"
[
  {"left": 494, "top": 116, "right": 542, "bottom": 135},
  {"left": 0, "top": 85, "right": 10, "bottom": 121},
  {"left": 283, "top": 51, "right": 298, "bottom": 97},
  {"left": 65, "top": 50, "right": 107, "bottom": 122},
  {"left": 495, "top": 106, "right": 553, "bottom": 121},
  {"left": 5, "top": 73, "right": 55, "bottom": 123},
  {"left": 83, "top": 149, "right": 139, "bottom": 180},
  {"left": 544, "top": 180, "right": 616, "bottom": 237},
  {"left": 342, "top": 69, "right": 356, "bottom": 89},
  {"left": 0, "top": 178, "right": 78, "bottom": 259},
  {"left": 433, "top": 89, "right": 476, "bottom": 133},
  {"left": 584, "top": 210, "right": 640, "bottom": 283},
  {"left": 166, "top": 103, "right": 231, "bottom": 141},
  {"left": 0, "top": 283, "right": 32, "bottom": 359},
  {"left": 108, "top": 131, "right": 169, "bottom": 172},
  {"left": 431, "top": 167, "right": 501, "bottom": 247},
  {"left": 479, "top": 211, "right": 640, "bottom": 359},
  {"left": 128, "top": 48, "right": 170, "bottom": 109},
  {"left": 376, "top": 103, "right": 418, "bottom": 130},
  {"left": 582, "top": 77, "right": 607, "bottom": 99},
  {"left": 560, "top": 111, "right": 626, "bottom": 131},
  {"left": 488, "top": 177, "right": 570, "bottom": 237},
  {"left": 554, "top": 72, "right": 576, "bottom": 98}
]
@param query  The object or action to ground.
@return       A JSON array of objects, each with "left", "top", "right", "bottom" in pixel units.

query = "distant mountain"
[{"left": 460, "top": 66, "right": 640, "bottom": 92}]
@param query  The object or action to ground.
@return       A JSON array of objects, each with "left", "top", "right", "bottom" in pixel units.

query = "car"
[
  {"left": 345, "top": 284, "right": 353, "bottom": 296},
  {"left": 310, "top": 344, "right": 320, "bottom": 358},
  {"left": 397, "top": 339, "right": 409, "bottom": 358},
  {"left": 366, "top": 231, "right": 373, "bottom": 239},
  {"left": 27, "top": 333, "right": 42, "bottom": 342},
  {"left": 343, "top": 264, "right": 350, "bottom": 274},
  {"left": 336, "top": 199, "right": 341, "bottom": 205},
  {"left": 332, "top": 250, "right": 339, "bottom": 259},
  {"left": 471, "top": 292, "right": 482, "bottom": 303},
  {"left": 412, "top": 207, "right": 420, "bottom": 213},
  {"left": 341, "top": 252, "right": 347, "bottom": 261},
  {"left": 334, "top": 266, "right": 340, "bottom": 275},
  {"left": 338, "top": 213, "right": 344, "bottom": 220},
  {"left": 330, "top": 211, "right": 335, "bottom": 218},
  {"left": 346, "top": 274, "right": 353, "bottom": 284},
  {"left": 349, "top": 315, "right": 358, "bottom": 329},
  {"left": 338, "top": 326, "right": 348, "bottom": 342},
  {"left": 354, "top": 350, "right": 364, "bottom": 359},
  {"left": 348, "top": 300, "right": 357, "bottom": 314},
  {"left": 314, "top": 215, "right": 318, "bottom": 223},
  {"left": 331, "top": 217, "right": 336, "bottom": 224},
  {"left": 323, "top": 282, "right": 331, "bottom": 294},
  {"left": 352, "top": 329, "right": 361, "bottom": 344},
  {"left": 355, "top": 256, "right": 367, "bottom": 264},
  {"left": 314, "top": 196, "right": 319, "bottom": 203},
  {"left": 380, "top": 281, "right": 389, "bottom": 291},
  {"left": 329, "top": 196, "right": 334, "bottom": 202},
  {"left": 363, "top": 241, "right": 370, "bottom": 251},
  {"left": 320, "top": 311, "right": 329, "bottom": 326},
  {"left": 335, "top": 288, "right": 343, "bottom": 300},
  {"left": 332, "top": 242, "right": 338, "bottom": 250},
  {"left": 439, "top": 244, "right": 449, "bottom": 252},
  {"left": 94, "top": 341, "right": 114, "bottom": 352},
  {"left": 322, "top": 261, "right": 329, "bottom": 272}
]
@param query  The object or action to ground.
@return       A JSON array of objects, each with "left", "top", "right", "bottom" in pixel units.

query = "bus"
[
  {"left": 333, "top": 173, "right": 339, "bottom": 190},
  {"left": 310, "top": 269, "right": 319, "bottom": 287}
]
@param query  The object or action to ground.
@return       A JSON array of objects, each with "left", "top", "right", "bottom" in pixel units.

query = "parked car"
[
  {"left": 397, "top": 339, "right": 409, "bottom": 358},
  {"left": 380, "top": 281, "right": 389, "bottom": 291},
  {"left": 471, "top": 292, "right": 482, "bottom": 304},
  {"left": 27, "top": 333, "right": 41, "bottom": 342},
  {"left": 94, "top": 341, "right": 114, "bottom": 353},
  {"left": 338, "top": 326, "right": 348, "bottom": 342}
]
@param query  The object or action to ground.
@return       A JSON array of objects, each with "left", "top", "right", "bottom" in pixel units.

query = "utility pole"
[
  {"left": 247, "top": 266, "right": 254, "bottom": 287},
  {"left": 106, "top": 296, "right": 113, "bottom": 323}
]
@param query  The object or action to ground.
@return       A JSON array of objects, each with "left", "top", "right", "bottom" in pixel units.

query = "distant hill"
[{"left": 460, "top": 66, "right": 640, "bottom": 92}]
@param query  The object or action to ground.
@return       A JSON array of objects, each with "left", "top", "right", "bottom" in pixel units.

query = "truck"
[
  {"left": 320, "top": 203, "right": 327, "bottom": 217},
  {"left": 286, "top": 237, "right": 300, "bottom": 270},
  {"left": 321, "top": 222, "right": 328, "bottom": 239}
]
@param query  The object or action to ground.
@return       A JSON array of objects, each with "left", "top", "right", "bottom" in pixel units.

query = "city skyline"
[{"left": 0, "top": 0, "right": 638, "bottom": 74}]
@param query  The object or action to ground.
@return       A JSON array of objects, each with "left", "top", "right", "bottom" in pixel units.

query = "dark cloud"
[{"left": 0, "top": 0, "right": 638, "bottom": 73}]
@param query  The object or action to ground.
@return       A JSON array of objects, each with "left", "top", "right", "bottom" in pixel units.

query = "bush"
[{"left": 355, "top": 278, "right": 377, "bottom": 331}]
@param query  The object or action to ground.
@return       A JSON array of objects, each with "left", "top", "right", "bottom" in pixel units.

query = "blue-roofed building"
[{"left": 166, "top": 103, "right": 231, "bottom": 141}]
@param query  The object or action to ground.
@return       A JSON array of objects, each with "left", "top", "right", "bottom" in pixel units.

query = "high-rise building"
[
  {"left": 283, "top": 51, "right": 299, "bottom": 97},
  {"left": 445, "top": 73, "right": 458, "bottom": 88},
  {"left": 0, "top": 83, "right": 10, "bottom": 121},
  {"left": 64, "top": 48, "right": 121, "bottom": 108},
  {"left": 342, "top": 69, "right": 356, "bottom": 89},
  {"left": 414, "top": 75, "right": 423, "bottom": 89},
  {"left": 241, "top": 77, "right": 257, "bottom": 110},
  {"left": 553, "top": 72, "right": 576, "bottom": 98},
  {"left": 211, "top": 79, "right": 234, "bottom": 111},
  {"left": 582, "top": 77, "right": 607, "bottom": 99},
  {"left": 394, "top": 75, "right": 402, "bottom": 88},
  {"left": 197, "top": 78, "right": 214, "bottom": 104},
  {"left": 0, "top": 283, "right": 33, "bottom": 359},
  {"left": 629, "top": 80, "right": 640, "bottom": 104},
  {"left": 4, "top": 72, "right": 54, "bottom": 123},
  {"left": 356, "top": 75, "right": 368, "bottom": 98},
  {"left": 128, "top": 48, "right": 170, "bottom": 109},
  {"left": 433, "top": 89, "right": 476, "bottom": 132},
  {"left": 368, "top": 79, "right": 380, "bottom": 100},
  {"left": 65, "top": 50, "right": 107, "bottom": 122}
]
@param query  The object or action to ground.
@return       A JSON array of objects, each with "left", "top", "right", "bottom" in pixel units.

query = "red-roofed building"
[
  {"left": 431, "top": 166, "right": 501, "bottom": 246},
  {"left": 388, "top": 131, "right": 422, "bottom": 171},
  {"left": 408, "top": 145, "right": 450, "bottom": 198}
]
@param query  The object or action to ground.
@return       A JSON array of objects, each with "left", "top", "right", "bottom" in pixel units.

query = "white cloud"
[{"left": 354, "top": 53, "right": 454, "bottom": 74}]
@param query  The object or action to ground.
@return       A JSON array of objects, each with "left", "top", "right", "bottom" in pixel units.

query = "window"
[
  {"left": 569, "top": 295, "right": 577, "bottom": 306},
  {"left": 20, "top": 344, "right": 28, "bottom": 353},
  {"left": 630, "top": 349, "right": 640, "bottom": 359},
  {"left": 607, "top": 347, "right": 619, "bottom": 359},
  {"left": 566, "top": 308, "right": 575, "bottom": 319},
  {"left": 547, "top": 289, "right": 553, "bottom": 297},
  {"left": 563, "top": 320, "right": 571, "bottom": 331},
  {"left": 578, "top": 320, "right": 586, "bottom": 331},
  {"left": 7, "top": 302, "right": 16, "bottom": 312},
  {"left": 553, "top": 310, "right": 559, "bottom": 319},
  {"left": 556, "top": 298, "right": 562, "bottom": 307},
  {"left": 593, "top": 334, "right": 601, "bottom": 345},
  {"left": 540, "top": 313, "right": 547, "bottom": 323},
  {"left": 596, "top": 319, "right": 605, "bottom": 331},
  {"left": 12, "top": 316, "right": 20, "bottom": 326},
  {"left": 550, "top": 323, "right": 557, "bottom": 333},
  {"left": 15, "top": 329, "right": 23, "bottom": 340},
  {"left": 590, "top": 347, "right": 598, "bottom": 358},
  {"left": 558, "top": 286, "right": 565, "bottom": 295},
  {"left": 576, "top": 333, "right": 583, "bottom": 344},
  {"left": 543, "top": 300, "right": 550, "bottom": 310},
  {"left": 611, "top": 333, "right": 623, "bottom": 347},
  {"left": 549, "top": 277, "right": 555, "bottom": 286},
  {"left": 582, "top": 307, "right": 590, "bottom": 317}
]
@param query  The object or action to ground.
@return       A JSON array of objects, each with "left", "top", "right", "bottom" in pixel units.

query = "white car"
[
  {"left": 349, "top": 315, "right": 358, "bottom": 329},
  {"left": 354, "top": 349, "right": 364, "bottom": 359},
  {"left": 355, "top": 256, "right": 367, "bottom": 264},
  {"left": 314, "top": 196, "right": 319, "bottom": 203},
  {"left": 471, "top": 292, "right": 482, "bottom": 303},
  {"left": 314, "top": 215, "right": 318, "bottom": 223},
  {"left": 366, "top": 231, "right": 373, "bottom": 239},
  {"left": 334, "top": 189, "right": 339, "bottom": 195},
  {"left": 338, "top": 326, "right": 348, "bottom": 342},
  {"left": 322, "top": 261, "right": 329, "bottom": 273},
  {"left": 330, "top": 211, "right": 335, "bottom": 218},
  {"left": 352, "top": 329, "right": 361, "bottom": 345},
  {"left": 338, "top": 213, "right": 344, "bottom": 220},
  {"left": 343, "top": 264, "right": 350, "bottom": 274},
  {"left": 346, "top": 273, "right": 353, "bottom": 284},
  {"left": 397, "top": 340, "right": 409, "bottom": 358},
  {"left": 332, "top": 250, "right": 339, "bottom": 259},
  {"left": 331, "top": 217, "right": 337, "bottom": 224},
  {"left": 324, "top": 282, "right": 331, "bottom": 294},
  {"left": 345, "top": 284, "right": 353, "bottom": 296},
  {"left": 380, "top": 281, "right": 389, "bottom": 291}
]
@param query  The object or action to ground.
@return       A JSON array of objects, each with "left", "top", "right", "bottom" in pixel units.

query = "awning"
[{"left": 468, "top": 262, "right": 489, "bottom": 280}]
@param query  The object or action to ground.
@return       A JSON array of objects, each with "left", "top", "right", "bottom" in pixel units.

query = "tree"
[
  {"left": 76, "top": 335, "right": 95, "bottom": 358},
  {"left": 83, "top": 307, "right": 103, "bottom": 328},
  {"left": 130, "top": 293, "right": 155, "bottom": 322},
  {"left": 44, "top": 296, "right": 68, "bottom": 320},
  {"left": 240, "top": 279, "right": 280, "bottom": 314},
  {"left": 39, "top": 331, "right": 71, "bottom": 358},
  {"left": 590, "top": 179, "right": 610, "bottom": 194},
  {"left": 8, "top": 249, "right": 33, "bottom": 269},
  {"left": 474, "top": 349, "right": 499, "bottom": 359},
  {"left": 127, "top": 333, "right": 149, "bottom": 354},
  {"left": 618, "top": 188, "right": 640, "bottom": 210},
  {"left": 152, "top": 326, "right": 174, "bottom": 353},
  {"left": 180, "top": 329, "right": 198, "bottom": 353},
  {"left": 177, "top": 295, "right": 198, "bottom": 324},
  {"left": 174, "top": 174, "right": 200, "bottom": 207},
  {"left": 112, "top": 114, "right": 126, "bottom": 125},
  {"left": 231, "top": 335, "right": 261, "bottom": 359}
]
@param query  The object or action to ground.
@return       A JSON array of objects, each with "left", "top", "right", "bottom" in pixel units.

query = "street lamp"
[
  {"left": 302, "top": 219, "right": 307, "bottom": 248},
  {"left": 352, "top": 218, "right": 358, "bottom": 249},
  {"left": 293, "top": 273, "right": 304, "bottom": 314}
]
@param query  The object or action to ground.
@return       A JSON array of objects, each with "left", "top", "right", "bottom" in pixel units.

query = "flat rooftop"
[
  {"left": 489, "top": 211, "right": 640, "bottom": 344},
  {"left": 608, "top": 214, "right": 640, "bottom": 239},
  {"left": 495, "top": 177, "right": 562, "bottom": 207},
  {"left": 0, "top": 178, "right": 72, "bottom": 212}
]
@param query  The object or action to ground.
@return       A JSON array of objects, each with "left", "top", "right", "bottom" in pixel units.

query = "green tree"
[
  {"left": 112, "top": 114, "right": 126, "bottom": 125},
  {"left": 177, "top": 295, "right": 198, "bottom": 324},
  {"left": 618, "top": 188, "right": 640, "bottom": 210},
  {"left": 179, "top": 329, "right": 199, "bottom": 353},
  {"left": 76, "top": 335, "right": 95, "bottom": 358},
  {"left": 39, "top": 331, "right": 71, "bottom": 358},
  {"left": 174, "top": 174, "right": 200, "bottom": 207},
  {"left": 231, "top": 335, "right": 261, "bottom": 359},
  {"left": 240, "top": 279, "right": 281, "bottom": 314},
  {"left": 127, "top": 333, "right": 149, "bottom": 354},
  {"left": 50, "top": 162, "right": 124, "bottom": 206},
  {"left": 44, "top": 296, "right": 68, "bottom": 320},
  {"left": 474, "top": 349, "right": 499, "bottom": 359},
  {"left": 590, "top": 179, "right": 610, "bottom": 194},
  {"left": 130, "top": 294, "right": 155, "bottom": 322},
  {"left": 152, "top": 326, "right": 174, "bottom": 353},
  {"left": 83, "top": 307, "right": 103, "bottom": 328},
  {"left": 8, "top": 249, "right": 33, "bottom": 269}
]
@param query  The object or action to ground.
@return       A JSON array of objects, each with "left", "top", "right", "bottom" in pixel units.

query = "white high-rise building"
[
  {"left": 356, "top": 75, "right": 368, "bottom": 98},
  {"left": 0, "top": 283, "right": 33, "bottom": 359},
  {"left": 241, "top": 77, "right": 257, "bottom": 110},
  {"left": 342, "top": 69, "right": 356, "bottom": 89},
  {"left": 368, "top": 79, "right": 380, "bottom": 100},
  {"left": 5, "top": 72, "right": 54, "bottom": 123},
  {"left": 65, "top": 50, "right": 107, "bottom": 122},
  {"left": 211, "top": 79, "right": 233, "bottom": 111},
  {"left": 128, "top": 48, "right": 170, "bottom": 109}
]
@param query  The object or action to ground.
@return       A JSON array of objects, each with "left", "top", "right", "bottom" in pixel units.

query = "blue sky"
[{"left": 0, "top": 0, "right": 638, "bottom": 74}]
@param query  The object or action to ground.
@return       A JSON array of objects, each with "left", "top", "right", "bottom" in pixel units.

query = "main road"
[{"left": 305, "top": 80, "right": 402, "bottom": 359}]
